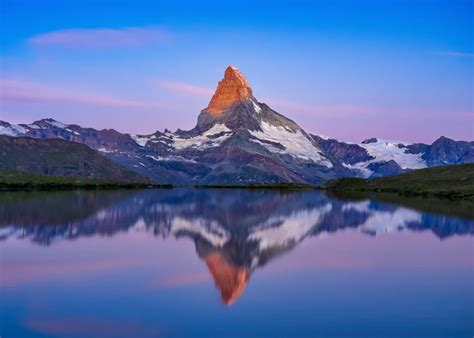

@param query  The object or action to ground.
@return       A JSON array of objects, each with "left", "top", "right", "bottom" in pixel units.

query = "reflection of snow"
[
  {"left": 248, "top": 204, "right": 332, "bottom": 251},
  {"left": 171, "top": 217, "right": 230, "bottom": 247},
  {"left": 360, "top": 207, "right": 421, "bottom": 235},
  {"left": 130, "top": 217, "right": 147, "bottom": 231},
  {"left": 0, "top": 226, "right": 24, "bottom": 239},
  {"left": 342, "top": 200, "right": 371, "bottom": 213}
]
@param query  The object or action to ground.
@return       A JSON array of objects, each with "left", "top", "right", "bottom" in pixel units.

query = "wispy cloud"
[
  {"left": 29, "top": 26, "right": 170, "bottom": 49},
  {"left": 432, "top": 50, "right": 474, "bottom": 58},
  {"left": 154, "top": 80, "right": 213, "bottom": 96},
  {"left": 1, "top": 78, "right": 166, "bottom": 109}
]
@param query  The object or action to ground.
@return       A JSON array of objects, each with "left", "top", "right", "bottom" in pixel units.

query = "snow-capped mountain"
[
  {"left": 312, "top": 135, "right": 473, "bottom": 178},
  {"left": 1, "top": 66, "right": 473, "bottom": 184}
]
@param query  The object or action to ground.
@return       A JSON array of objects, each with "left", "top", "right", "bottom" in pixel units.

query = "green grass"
[
  {"left": 322, "top": 164, "right": 474, "bottom": 200},
  {"left": 0, "top": 169, "right": 172, "bottom": 190}
]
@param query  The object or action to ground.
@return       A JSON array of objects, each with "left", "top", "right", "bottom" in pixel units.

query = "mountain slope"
[
  {"left": 127, "top": 66, "right": 347, "bottom": 184},
  {"left": 0, "top": 66, "right": 472, "bottom": 184},
  {"left": 313, "top": 135, "right": 473, "bottom": 178},
  {"left": 0, "top": 135, "right": 150, "bottom": 183}
]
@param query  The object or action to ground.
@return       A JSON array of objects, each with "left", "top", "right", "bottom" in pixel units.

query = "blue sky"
[{"left": 1, "top": 0, "right": 472, "bottom": 142}]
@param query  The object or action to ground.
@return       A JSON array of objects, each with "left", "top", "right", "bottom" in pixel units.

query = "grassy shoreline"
[
  {"left": 322, "top": 164, "right": 474, "bottom": 201},
  {"left": 2, "top": 164, "right": 473, "bottom": 199},
  {"left": 0, "top": 169, "right": 172, "bottom": 191}
]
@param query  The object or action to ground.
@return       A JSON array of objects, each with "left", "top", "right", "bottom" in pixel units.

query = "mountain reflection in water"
[{"left": 1, "top": 189, "right": 473, "bottom": 305}]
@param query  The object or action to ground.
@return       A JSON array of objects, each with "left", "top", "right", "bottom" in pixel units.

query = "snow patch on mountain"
[
  {"left": 147, "top": 155, "right": 197, "bottom": 163},
  {"left": 250, "top": 121, "right": 333, "bottom": 167},
  {"left": 344, "top": 139, "right": 427, "bottom": 177},
  {"left": 130, "top": 134, "right": 150, "bottom": 147},
  {"left": 0, "top": 124, "right": 26, "bottom": 136},
  {"left": 45, "top": 119, "right": 68, "bottom": 129},
  {"left": 172, "top": 123, "right": 232, "bottom": 150},
  {"left": 252, "top": 100, "right": 262, "bottom": 114}
]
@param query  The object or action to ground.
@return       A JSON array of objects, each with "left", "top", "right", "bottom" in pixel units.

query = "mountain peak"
[{"left": 204, "top": 65, "right": 254, "bottom": 115}]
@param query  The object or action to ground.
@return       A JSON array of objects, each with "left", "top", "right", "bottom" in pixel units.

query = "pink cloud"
[
  {"left": 29, "top": 27, "right": 170, "bottom": 49},
  {"left": 1, "top": 78, "right": 166, "bottom": 109},
  {"left": 154, "top": 80, "right": 213, "bottom": 96}
]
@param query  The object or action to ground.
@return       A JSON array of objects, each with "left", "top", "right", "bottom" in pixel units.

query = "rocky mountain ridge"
[{"left": 1, "top": 66, "right": 472, "bottom": 184}]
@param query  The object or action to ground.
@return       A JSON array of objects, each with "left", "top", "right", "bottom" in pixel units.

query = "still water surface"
[{"left": 1, "top": 189, "right": 473, "bottom": 337}]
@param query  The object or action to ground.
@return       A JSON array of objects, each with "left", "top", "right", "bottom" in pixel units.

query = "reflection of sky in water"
[{"left": 1, "top": 189, "right": 473, "bottom": 337}]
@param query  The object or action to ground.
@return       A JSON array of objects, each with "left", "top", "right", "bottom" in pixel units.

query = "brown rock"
[{"left": 205, "top": 65, "right": 253, "bottom": 115}]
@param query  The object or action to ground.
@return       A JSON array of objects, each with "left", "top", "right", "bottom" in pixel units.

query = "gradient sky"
[{"left": 1, "top": 0, "right": 472, "bottom": 143}]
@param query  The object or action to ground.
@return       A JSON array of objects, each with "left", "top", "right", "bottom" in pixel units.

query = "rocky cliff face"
[
  {"left": 205, "top": 66, "right": 253, "bottom": 115},
  {"left": 1, "top": 65, "right": 472, "bottom": 184}
]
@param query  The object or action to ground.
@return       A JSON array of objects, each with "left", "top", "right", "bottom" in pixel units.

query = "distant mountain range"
[{"left": 1, "top": 66, "right": 472, "bottom": 184}]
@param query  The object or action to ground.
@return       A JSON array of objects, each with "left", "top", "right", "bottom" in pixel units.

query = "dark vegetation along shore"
[
  {"left": 1, "top": 164, "right": 473, "bottom": 202},
  {"left": 0, "top": 170, "right": 171, "bottom": 191},
  {"left": 322, "top": 164, "right": 474, "bottom": 201}
]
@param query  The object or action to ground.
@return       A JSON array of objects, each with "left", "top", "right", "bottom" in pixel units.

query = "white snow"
[
  {"left": 0, "top": 124, "right": 26, "bottom": 136},
  {"left": 250, "top": 121, "right": 333, "bottom": 167},
  {"left": 171, "top": 123, "right": 232, "bottom": 150},
  {"left": 342, "top": 162, "right": 373, "bottom": 178},
  {"left": 345, "top": 139, "right": 427, "bottom": 178},
  {"left": 248, "top": 204, "right": 332, "bottom": 252},
  {"left": 27, "top": 124, "right": 40, "bottom": 129},
  {"left": 170, "top": 217, "right": 229, "bottom": 247},
  {"left": 97, "top": 148, "right": 115, "bottom": 153},
  {"left": 46, "top": 120, "right": 67, "bottom": 129},
  {"left": 147, "top": 155, "right": 196, "bottom": 163},
  {"left": 130, "top": 134, "right": 150, "bottom": 147},
  {"left": 252, "top": 100, "right": 262, "bottom": 114},
  {"left": 314, "top": 134, "right": 333, "bottom": 140},
  {"left": 361, "top": 139, "right": 427, "bottom": 169},
  {"left": 65, "top": 128, "right": 80, "bottom": 135}
]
